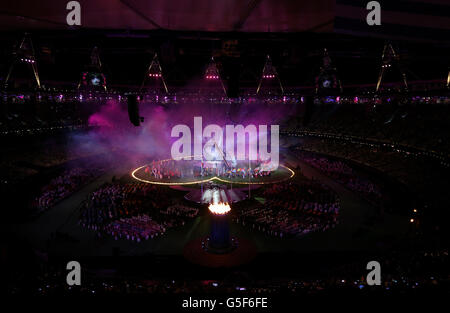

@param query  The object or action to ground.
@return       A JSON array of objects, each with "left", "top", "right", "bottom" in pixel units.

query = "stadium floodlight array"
[
  {"left": 4, "top": 34, "right": 41, "bottom": 89},
  {"left": 140, "top": 53, "right": 168, "bottom": 94},
  {"left": 257, "top": 55, "right": 284, "bottom": 95},
  {"left": 78, "top": 47, "right": 107, "bottom": 91},
  {"left": 376, "top": 44, "right": 408, "bottom": 93},
  {"left": 205, "top": 57, "right": 221, "bottom": 80},
  {"left": 204, "top": 56, "right": 227, "bottom": 95}
]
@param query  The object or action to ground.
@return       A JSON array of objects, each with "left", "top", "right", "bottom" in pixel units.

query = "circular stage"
[{"left": 131, "top": 157, "right": 295, "bottom": 186}]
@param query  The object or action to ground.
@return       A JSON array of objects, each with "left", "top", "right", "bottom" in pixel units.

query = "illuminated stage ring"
[{"left": 131, "top": 159, "right": 295, "bottom": 186}]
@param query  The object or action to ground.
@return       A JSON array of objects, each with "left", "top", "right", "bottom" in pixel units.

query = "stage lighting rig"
[
  {"left": 78, "top": 47, "right": 107, "bottom": 91},
  {"left": 204, "top": 56, "right": 227, "bottom": 95},
  {"left": 140, "top": 53, "right": 168, "bottom": 94},
  {"left": 205, "top": 57, "right": 221, "bottom": 80},
  {"left": 315, "top": 48, "right": 342, "bottom": 96},
  {"left": 127, "top": 94, "right": 144, "bottom": 126},
  {"left": 376, "top": 43, "right": 408, "bottom": 93},
  {"left": 4, "top": 33, "right": 41, "bottom": 89}
]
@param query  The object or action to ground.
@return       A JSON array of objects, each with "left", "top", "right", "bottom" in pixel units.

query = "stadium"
[{"left": 1, "top": 0, "right": 449, "bottom": 303}]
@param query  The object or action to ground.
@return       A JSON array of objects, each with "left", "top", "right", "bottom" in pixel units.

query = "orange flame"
[{"left": 208, "top": 202, "right": 231, "bottom": 215}]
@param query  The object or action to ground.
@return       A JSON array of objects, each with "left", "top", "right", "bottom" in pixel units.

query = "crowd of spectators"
[
  {"left": 286, "top": 99, "right": 450, "bottom": 155},
  {"left": 0, "top": 93, "right": 93, "bottom": 136},
  {"left": 79, "top": 183, "right": 199, "bottom": 241},
  {"left": 8, "top": 248, "right": 447, "bottom": 295},
  {"left": 160, "top": 204, "right": 199, "bottom": 225},
  {"left": 32, "top": 166, "right": 106, "bottom": 213},
  {"left": 234, "top": 180, "right": 339, "bottom": 238},
  {"left": 288, "top": 136, "right": 450, "bottom": 220},
  {"left": 103, "top": 215, "right": 166, "bottom": 242},
  {"left": 299, "top": 152, "right": 382, "bottom": 204}
]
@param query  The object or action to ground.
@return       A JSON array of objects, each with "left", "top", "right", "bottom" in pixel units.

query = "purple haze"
[{"left": 67, "top": 96, "right": 296, "bottom": 166}]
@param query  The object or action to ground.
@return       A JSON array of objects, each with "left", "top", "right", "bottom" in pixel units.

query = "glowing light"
[
  {"left": 20, "top": 58, "right": 35, "bottom": 64},
  {"left": 410, "top": 218, "right": 414, "bottom": 223},
  {"left": 209, "top": 203, "right": 231, "bottom": 215},
  {"left": 205, "top": 57, "right": 220, "bottom": 80},
  {"left": 131, "top": 162, "right": 295, "bottom": 186}
]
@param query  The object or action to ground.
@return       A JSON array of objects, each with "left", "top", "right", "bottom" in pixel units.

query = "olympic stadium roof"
[{"left": 0, "top": 0, "right": 334, "bottom": 32}]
